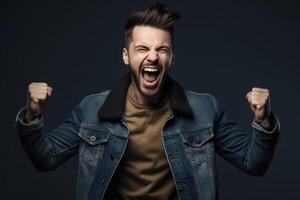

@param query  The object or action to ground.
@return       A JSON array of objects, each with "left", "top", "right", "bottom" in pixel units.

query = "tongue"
[{"left": 143, "top": 72, "right": 158, "bottom": 82}]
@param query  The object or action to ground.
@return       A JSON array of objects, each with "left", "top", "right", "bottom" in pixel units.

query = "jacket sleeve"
[
  {"left": 211, "top": 96, "right": 280, "bottom": 176},
  {"left": 15, "top": 105, "right": 82, "bottom": 172}
]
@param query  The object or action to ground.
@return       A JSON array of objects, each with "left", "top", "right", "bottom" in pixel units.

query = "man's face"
[{"left": 123, "top": 25, "right": 174, "bottom": 98}]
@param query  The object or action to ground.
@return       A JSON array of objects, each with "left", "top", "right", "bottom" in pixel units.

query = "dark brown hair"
[{"left": 124, "top": 4, "right": 181, "bottom": 48}]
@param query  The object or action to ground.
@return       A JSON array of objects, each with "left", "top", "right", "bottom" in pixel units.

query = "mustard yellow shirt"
[{"left": 110, "top": 92, "right": 178, "bottom": 199}]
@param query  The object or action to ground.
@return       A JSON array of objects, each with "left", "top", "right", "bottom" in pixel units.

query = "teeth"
[{"left": 143, "top": 68, "right": 159, "bottom": 72}]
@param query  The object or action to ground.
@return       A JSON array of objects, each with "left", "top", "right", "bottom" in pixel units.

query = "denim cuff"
[
  {"left": 15, "top": 107, "right": 43, "bottom": 129},
  {"left": 251, "top": 113, "right": 280, "bottom": 134}
]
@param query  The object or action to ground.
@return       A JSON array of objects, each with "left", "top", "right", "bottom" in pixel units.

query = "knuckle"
[
  {"left": 33, "top": 82, "right": 47, "bottom": 88},
  {"left": 38, "top": 83, "right": 46, "bottom": 87},
  {"left": 28, "top": 84, "right": 33, "bottom": 90}
]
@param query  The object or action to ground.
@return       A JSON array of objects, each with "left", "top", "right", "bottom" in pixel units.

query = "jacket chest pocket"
[
  {"left": 180, "top": 127, "right": 214, "bottom": 163},
  {"left": 78, "top": 123, "right": 110, "bottom": 166}
]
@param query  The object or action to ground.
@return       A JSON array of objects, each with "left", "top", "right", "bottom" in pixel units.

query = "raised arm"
[{"left": 16, "top": 82, "right": 81, "bottom": 171}]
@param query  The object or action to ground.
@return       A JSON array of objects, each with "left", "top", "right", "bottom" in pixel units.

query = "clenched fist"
[
  {"left": 25, "top": 82, "right": 53, "bottom": 122},
  {"left": 246, "top": 87, "right": 270, "bottom": 128}
]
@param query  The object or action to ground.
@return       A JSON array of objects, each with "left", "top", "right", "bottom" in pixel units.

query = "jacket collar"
[{"left": 98, "top": 72, "right": 193, "bottom": 121}]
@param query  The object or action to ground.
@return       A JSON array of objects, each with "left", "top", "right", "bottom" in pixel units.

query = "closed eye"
[
  {"left": 157, "top": 46, "right": 170, "bottom": 53},
  {"left": 135, "top": 45, "right": 149, "bottom": 52}
]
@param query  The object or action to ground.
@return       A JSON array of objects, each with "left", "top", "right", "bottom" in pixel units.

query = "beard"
[{"left": 130, "top": 62, "right": 169, "bottom": 98}]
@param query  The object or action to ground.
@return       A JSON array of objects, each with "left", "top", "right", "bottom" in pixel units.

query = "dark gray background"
[{"left": 1, "top": 0, "right": 299, "bottom": 199}]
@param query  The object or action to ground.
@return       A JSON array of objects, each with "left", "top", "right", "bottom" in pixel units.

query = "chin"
[
  {"left": 138, "top": 86, "right": 157, "bottom": 96},
  {"left": 139, "top": 80, "right": 165, "bottom": 98}
]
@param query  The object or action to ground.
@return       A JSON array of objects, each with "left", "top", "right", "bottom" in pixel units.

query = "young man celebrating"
[{"left": 16, "top": 4, "right": 280, "bottom": 200}]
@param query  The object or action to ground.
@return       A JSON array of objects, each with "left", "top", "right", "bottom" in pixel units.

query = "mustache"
[{"left": 141, "top": 63, "right": 161, "bottom": 68}]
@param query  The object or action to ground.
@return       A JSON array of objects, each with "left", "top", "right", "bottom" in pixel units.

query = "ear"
[{"left": 122, "top": 48, "right": 129, "bottom": 65}]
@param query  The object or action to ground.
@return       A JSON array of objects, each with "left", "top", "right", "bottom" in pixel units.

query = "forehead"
[{"left": 130, "top": 25, "right": 172, "bottom": 47}]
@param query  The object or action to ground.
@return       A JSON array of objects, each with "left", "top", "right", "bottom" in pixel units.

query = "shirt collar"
[{"left": 98, "top": 72, "right": 193, "bottom": 121}]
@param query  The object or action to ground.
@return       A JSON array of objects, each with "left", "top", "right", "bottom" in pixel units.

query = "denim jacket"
[{"left": 16, "top": 73, "right": 280, "bottom": 200}]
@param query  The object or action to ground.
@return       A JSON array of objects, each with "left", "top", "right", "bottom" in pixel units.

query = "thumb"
[
  {"left": 246, "top": 91, "right": 251, "bottom": 103},
  {"left": 246, "top": 91, "right": 256, "bottom": 111},
  {"left": 47, "top": 86, "right": 53, "bottom": 96}
]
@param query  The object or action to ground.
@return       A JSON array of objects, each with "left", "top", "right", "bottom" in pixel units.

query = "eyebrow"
[
  {"left": 157, "top": 45, "right": 170, "bottom": 49},
  {"left": 134, "top": 44, "right": 171, "bottom": 50},
  {"left": 134, "top": 45, "right": 149, "bottom": 49}
]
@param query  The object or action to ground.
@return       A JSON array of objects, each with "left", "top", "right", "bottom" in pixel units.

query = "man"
[{"left": 16, "top": 4, "right": 280, "bottom": 200}]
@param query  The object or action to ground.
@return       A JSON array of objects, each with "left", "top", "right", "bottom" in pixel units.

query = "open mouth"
[{"left": 141, "top": 66, "right": 161, "bottom": 88}]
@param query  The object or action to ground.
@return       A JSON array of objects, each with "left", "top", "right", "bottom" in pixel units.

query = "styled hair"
[{"left": 124, "top": 3, "right": 181, "bottom": 48}]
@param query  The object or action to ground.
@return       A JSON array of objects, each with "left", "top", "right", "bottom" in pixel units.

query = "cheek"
[
  {"left": 129, "top": 54, "right": 146, "bottom": 67},
  {"left": 128, "top": 59, "right": 140, "bottom": 73},
  {"left": 161, "top": 52, "right": 173, "bottom": 62},
  {"left": 161, "top": 55, "right": 172, "bottom": 67}
]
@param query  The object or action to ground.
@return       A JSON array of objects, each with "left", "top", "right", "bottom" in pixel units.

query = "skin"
[
  {"left": 122, "top": 25, "right": 174, "bottom": 106},
  {"left": 25, "top": 82, "right": 52, "bottom": 122},
  {"left": 25, "top": 25, "right": 271, "bottom": 128},
  {"left": 246, "top": 88, "right": 271, "bottom": 127}
]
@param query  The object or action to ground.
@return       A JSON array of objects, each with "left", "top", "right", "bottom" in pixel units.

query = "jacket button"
[{"left": 90, "top": 135, "right": 96, "bottom": 142}]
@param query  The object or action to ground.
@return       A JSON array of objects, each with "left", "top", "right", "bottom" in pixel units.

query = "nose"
[{"left": 146, "top": 50, "right": 159, "bottom": 64}]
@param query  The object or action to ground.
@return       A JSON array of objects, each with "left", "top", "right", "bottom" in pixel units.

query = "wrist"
[
  {"left": 24, "top": 110, "right": 40, "bottom": 123},
  {"left": 255, "top": 117, "right": 270, "bottom": 129},
  {"left": 24, "top": 111, "right": 33, "bottom": 123}
]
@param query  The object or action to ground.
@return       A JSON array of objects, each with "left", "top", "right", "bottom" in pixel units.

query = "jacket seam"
[
  {"left": 54, "top": 143, "right": 80, "bottom": 156},
  {"left": 79, "top": 90, "right": 110, "bottom": 107},
  {"left": 243, "top": 133, "right": 255, "bottom": 173}
]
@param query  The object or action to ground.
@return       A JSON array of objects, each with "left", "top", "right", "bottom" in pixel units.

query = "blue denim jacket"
[{"left": 16, "top": 73, "right": 280, "bottom": 200}]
